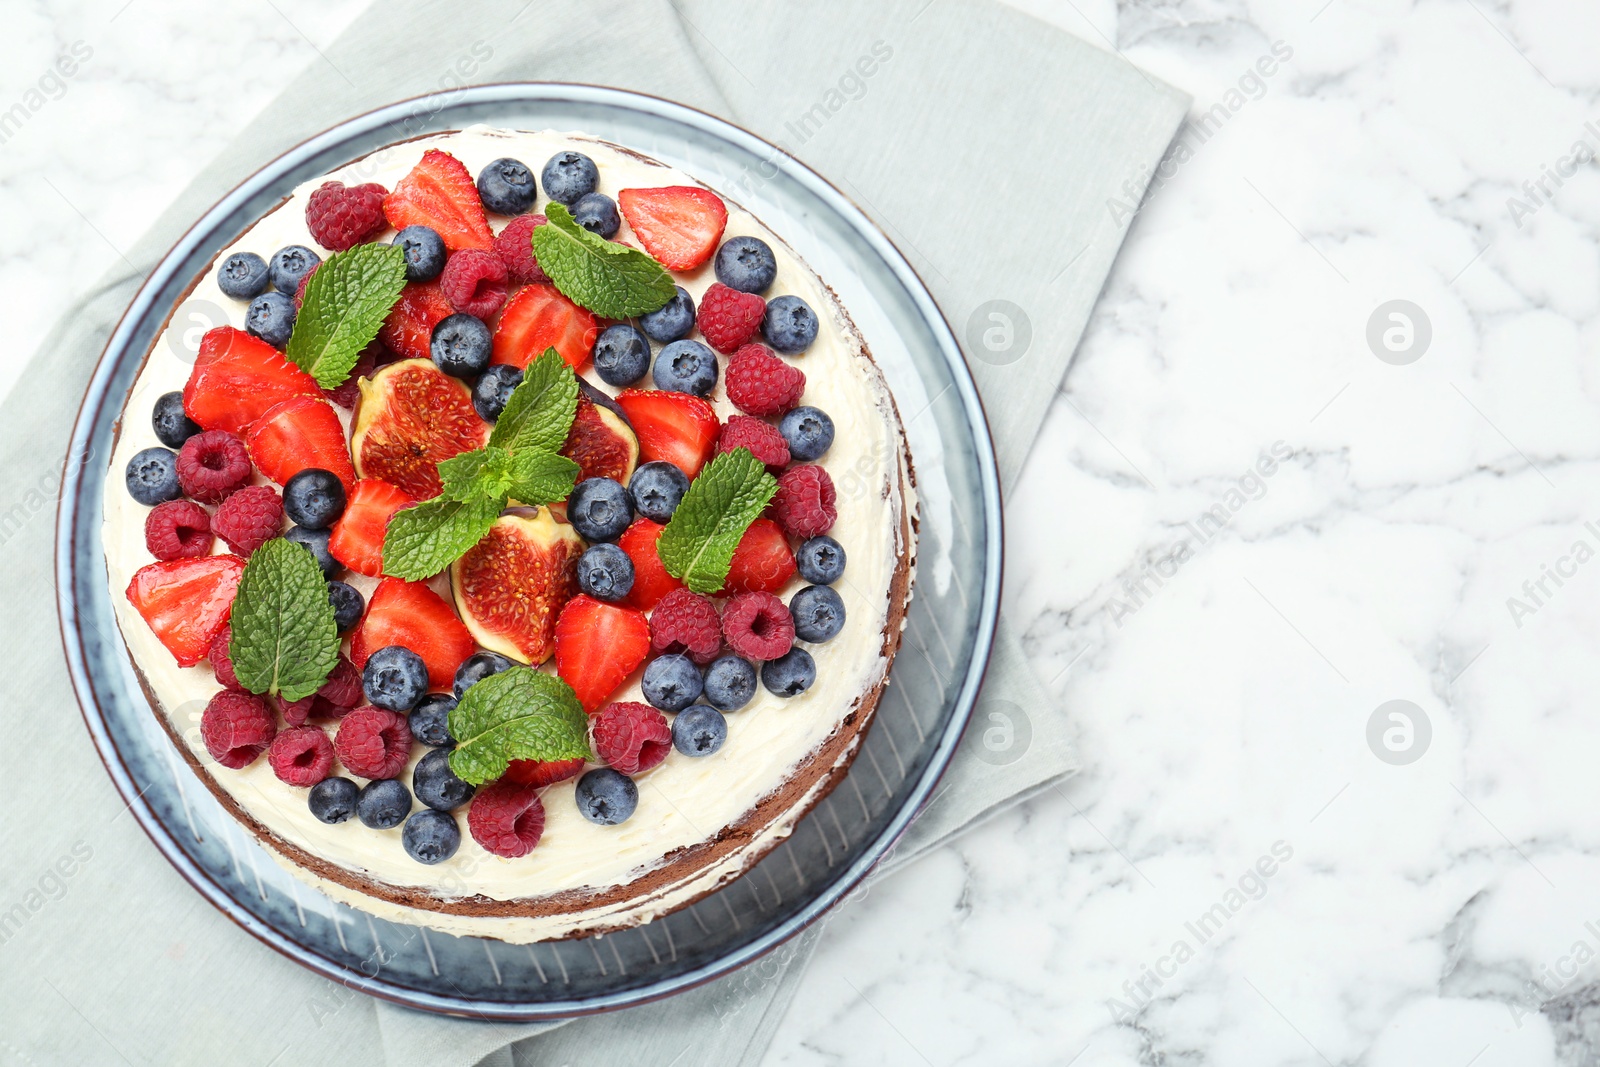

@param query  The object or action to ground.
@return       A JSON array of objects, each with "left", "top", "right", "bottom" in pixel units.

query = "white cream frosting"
[{"left": 102, "top": 127, "right": 915, "bottom": 942}]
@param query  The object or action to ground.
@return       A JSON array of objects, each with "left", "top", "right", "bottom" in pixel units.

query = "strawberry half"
[
  {"left": 554, "top": 595, "right": 650, "bottom": 712},
  {"left": 617, "top": 519, "right": 683, "bottom": 610},
  {"left": 614, "top": 390, "right": 720, "bottom": 477},
  {"left": 382, "top": 149, "right": 494, "bottom": 252},
  {"left": 501, "top": 757, "right": 586, "bottom": 788},
  {"left": 379, "top": 281, "right": 454, "bottom": 361},
  {"left": 349, "top": 577, "right": 476, "bottom": 690},
  {"left": 723, "top": 517, "right": 796, "bottom": 595},
  {"left": 125, "top": 555, "right": 246, "bottom": 667},
  {"left": 244, "top": 395, "right": 355, "bottom": 490},
  {"left": 616, "top": 186, "right": 728, "bottom": 271},
  {"left": 183, "top": 327, "right": 323, "bottom": 436},
  {"left": 328, "top": 478, "right": 416, "bottom": 577},
  {"left": 491, "top": 283, "right": 598, "bottom": 371}
]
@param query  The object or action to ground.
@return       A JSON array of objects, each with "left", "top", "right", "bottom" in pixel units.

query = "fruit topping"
[
  {"left": 451, "top": 509, "right": 584, "bottom": 664},
  {"left": 382, "top": 149, "right": 494, "bottom": 252},
  {"left": 762, "top": 294, "right": 820, "bottom": 353},
  {"left": 652, "top": 339, "right": 718, "bottom": 396},
  {"left": 335, "top": 707, "right": 413, "bottom": 779},
  {"left": 715, "top": 235, "right": 777, "bottom": 294},
  {"left": 351, "top": 358, "right": 490, "bottom": 499},
  {"left": 640, "top": 653, "right": 702, "bottom": 713},
  {"left": 672, "top": 704, "right": 728, "bottom": 757},
  {"left": 491, "top": 282, "right": 598, "bottom": 371},
  {"left": 501, "top": 756, "right": 585, "bottom": 788},
  {"left": 125, "top": 447, "right": 182, "bottom": 506},
  {"left": 358, "top": 778, "right": 412, "bottom": 829},
  {"left": 554, "top": 595, "right": 651, "bottom": 712},
  {"left": 617, "top": 187, "right": 728, "bottom": 271},
  {"left": 703, "top": 654, "right": 757, "bottom": 711},
  {"left": 322, "top": 344, "right": 377, "bottom": 410},
  {"left": 361, "top": 645, "right": 430, "bottom": 712},
  {"left": 572, "top": 192, "right": 620, "bottom": 237},
  {"left": 125, "top": 554, "right": 245, "bottom": 667},
  {"left": 269, "top": 245, "right": 321, "bottom": 294},
  {"left": 722, "top": 517, "right": 796, "bottom": 595},
  {"left": 152, "top": 391, "right": 201, "bottom": 449},
  {"left": 791, "top": 584, "right": 846, "bottom": 642},
  {"left": 350, "top": 577, "right": 476, "bottom": 689},
  {"left": 244, "top": 395, "right": 355, "bottom": 491},
  {"left": 616, "top": 518, "right": 682, "bottom": 610},
  {"left": 440, "top": 248, "right": 508, "bottom": 319},
  {"left": 201, "top": 690, "right": 276, "bottom": 769},
  {"left": 309, "top": 777, "right": 359, "bottom": 823},
  {"left": 327, "top": 478, "right": 416, "bottom": 577},
  {"left": 574, "top": 767, "right": 638, "bottom": 825},
  {"left": 726, "top": 343, "right": 805, "bottom": 416},
  {"left": 770, "top": 464, "right": 837, "bottom": 538},
  {"left": 245, "top": 291, "right": 296, "bottom": 349},
  {"left": 567, "top": 477, "right": 633, "bottom": 543},
  {"left": 591, "top": 701, "right": 671, "bottom": 776},
  {"left": 306, "top": 180, "right": 389, "bottom": 251},
  {"left": 327, "top": 581, "right": 365, "bottom": 633},
  {"left": 453, "top": 650, "right": 515, "bottom": 700},
  {"left": 627, "top": 461, "right": 689, "bottom": 524},
  {"left": 379, "top": 281, "right": 455, "bottom": 361},
  {"left": 541, "top": 151, "right": 599, "bottom": 206},
  {"left": 174, "top": 429, "right": 252, "bottom": 504},
  {"left": 285, "top": 525, "right": 341, "bottom": 577},
  {"left": 576, "top": 543, "right": 635, "bottom": 602},
  {"left": 639, "top": 285, "right": 695, "bottom": 343},
  {"left": 468, "top": 780, "right": 546, "bottom": 858},
  {"left": 431, "top": 312, "right": 493, "bottom": 379},
  {"left": 472, "top": 363, "right": 523, "bottom": 423},
  {"left": 492, "top": 213, "right": 549, "bottom": 285},
  {"left": 409, "top": 693, "right": 456, "bottom": 748},
  {"left": 283, "top": 468, "right": 347, "bottom": 530},
  {"left": 648, "top": 588, "right": 722, "bottom": 665},
  {"left": 402, "top": 809, "right": 461, "bottom": 864},
  {"left": 393, "top": 224, "right": 446, "bottom": 282},
  {"left": 779, "top": 405, "right": 834, "bottom": 462},
  {"left": 591, "top": 323, "right": 650, "bottom": 387},
  {"left": 761, "top": 647, "right": 816, "bottom": 698},
  {"left": 211, "top": 485, "right": 284, "bottom": 556},
  {"left": 183, "top": 326, "right": 323, "bottom": 435},
  {"left": 217, "top": 252, "right": 269, "bottom": 300},
  {"left": 477, "top": 157, "right": 538, "bottom": 215},
  {"left": 697, "top": 283, "right": 765, "bottom": 353},
  {"left": 413, "top": 748, "right": 475, "bottom": 811},
  {"left": 144, "top": 499, "right": 212, "bottom": 560},
  {"left": 269, "top": 726, "right": 336, "bottom": 787},
  {"left": 721, "top": 590, "right": 795, "bottom": 661},
  {"left": 558, "top": 393, "right": 639, "bottom": 486},
  {"left": 208, "top": 625, "right": 241, "bottom": 690},
  {"left": 717, "top": 414, "right": 790, "bottom": 471},
  {"left": 614, "top": 389, "right": 719, "bottom": 478}
]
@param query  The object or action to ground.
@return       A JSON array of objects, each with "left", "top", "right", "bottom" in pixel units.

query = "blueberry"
[
  {"left": 567, "top": 477, "right": 633, "bottom": 543},
  {"left": 453, "top": 650, "right": 515, "bottom": 700},
  {"left": 790, "top": 585, "right": 845, "bottom": 642},
  {"left": 641, "top": 653, "right": 703, "bottom": 713},
  {"left": 402, "top": 809, "right": 461, "bottom": 864},
  {"left": 762, "top": 295, "right": 819, "bottom": 354},
  {"left": 413, "top": 748, "right": 475, "bottom": 811},
  {"left": 125, "top": 446, "right": 181, "bottom": 505},
  {"left": 151, "top": 391, "right": 200, "bottom": 449},
  {"left": 477, "top": 157, "right": 538, "bottom": 215},
  {"left": 283, "top": 468, "right": 346, "bottom": 529},
  {"left": 327, "top": 580, "right": 365, "bottom": 633},
  {"left": 703, "top": 655, "right": 757, "bottom": 711},
  {"left": 362, "top": 645, "right": 429, "bottom": 712},
  {"left": 541, "top": 151, "right": 599, "bottom": 206},
  {"left": 472, "top": 364, "right": 523, "bottom": 422},
  {"left": 795, "top": 535, "right": 846, "bottom": 585},
  {"left": 574, "top": 768, "right": 638, "bottom": 825},
  {"left": 653, "top": 339, "right": 718, "bottom": 397},
  {"left": 577, "top": 543, "right": 635, "bottom": 601},
  {"left": 308, "top": 776, "right": 359, "bottom": 824},
  {"left": 217, "top": 251, "right": 269, "bottom": 300},
  {"left": 409, "top": 693, "right": 456, "bottom": 748},
  {"left": 431, "top": 313, "right": 492, "bottom": 379},
  {"left": 572, "top": 192, "right": 620, "bottom": 238},
  {"left": 393, "top": 225, "right": 446, "bottom": 282},
  {"left": 779, "top": 406, "right": 834, "bottom": 462},
  {"left": 638, "top": 286, "right": 695, "bottom": 343},
  {"left": 591, "top": 324, "right": 651, "bottom": 387},
  {"left": 714, "top": 236, "right": 777, "bottom": 294},
  {"left": 628, "top": 461, "right": 689, "bottom": 523},
  {"left": 672, "top": 704, "right": 728, "bottom": 757},
  {"left": 246, "top": 291, "right": 296, "bottom": 349},
  {"left": 357, "top": 778, "right": 411, "bottom": 830},
  {"left": 268, "top": 244, "right": 321, "bottom": 294},
  {"left": 761, "top": 647, "right": 816, "bottom": 698},
  {"left": 284, "top": 525, "right": 341, "bottom": 578}
]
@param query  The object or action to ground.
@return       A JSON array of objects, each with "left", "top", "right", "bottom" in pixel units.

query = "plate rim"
[{"left": 54, "top": 81, "right": 1003, "bottom": 1019}]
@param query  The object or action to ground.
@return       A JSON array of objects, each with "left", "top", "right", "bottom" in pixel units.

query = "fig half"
[
  {"left": 562, "top": 394, "right": 639, "bottom": 485},
  {"left": 351, "top": 358, "right": 490, "bottom": 499},
  {"left": 450, "top": 507, "right": 584, "bottom": 664}
]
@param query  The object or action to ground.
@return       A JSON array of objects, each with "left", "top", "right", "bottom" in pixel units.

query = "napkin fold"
[{"left": 0, "top": 1, "right": 1185, "bottom": 1063}]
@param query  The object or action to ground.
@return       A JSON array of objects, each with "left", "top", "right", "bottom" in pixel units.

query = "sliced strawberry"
[
  {"left": 501, "top": 757, "right": 586, "bottom": 788},
  {"left": 182, "top": 327, "right": 323, "bottom": 435},
  {"left": 125, "top": 555, "right": 246, "bottom": 667},
  {"left": 328, "top": 479, "right": 416, "bottom": 577},
  {"left": 723, "top": 517, "right": 796, "bottom": 595},
  {"left": 244, "top": 395, "right": 355, "bottom": 491},
  {"left": 381, "top": 149, "right": 494, "bottom": 252},
  {"left": 348, "top": 577, "right": 476, "bottom": 690},
  {"left": 378, "top": 281, "right": 454, "bottom": 361},
  {"left": 616, "top": 186, "right": 728, "bottom": 271},
  {"left": 553, "top": 595, "right": 650, "bottom": 712},
  {"left": 614, "top": 389, "right": 720, "bottom": 477},
  {"left": 491, "top": 283, "right": 598, "bottom": 371},
  {"left": 617, "top": 519, "right": 683, "bottom": 610}
]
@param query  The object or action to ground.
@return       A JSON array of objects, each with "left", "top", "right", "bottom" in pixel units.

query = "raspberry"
[
  {"left": 501, "top": 757, "right": 585, "bottom": 788},
  {"left": 725, "top": 344, "right": 805, "bottom": 416},
  {"left": 771, "top": 464, "right": 836, "bottom": 538},
  {"left": 200, "top": 690, "right": 276, "bottom": 769},
  {"left": 324, "top": 344, "right": 377, "bottom": 409},
  {"left": 467, "top": 779, "right": 547, "bottom": 858},
  {"left": 208, "top": 625, "right": 241, "bottom": 690},
  {"left": 591, "top": 701, "right": 671, "bottom": 776},
  {"left": 211, "top": 484, "right": 283, "bottom": 555},
  {"left": 649, "top": 588, "right": 722, "bottom": 664},
  {"left": 175, "top": 430, "right": 252, "bottom": 504},
  {"left": 305, "top": 180, "right": 389, "bottom": 252},
  {"left": 721, "top": 591, "right": 796, "bottom": 661},
  {"left": 492, "top": 213, "right": 550, "bottom": 285},
  {"left": 279, "top": 695, "right": 315, "bottom": 727},
  {"left": 718, "top": 415, "right": 790, "bottom": 471},
  {"left": 144, "top": 499, "right": 212, "bottom": 560},
  {"left": 440, "top": 248, "right": 508, "bottom": 318},
  {"left": 292, "top": 260, "right": 322, "bottom": 310},
  {"left": 317, "top": 656, "right": 363, "bottom": 709},
  {"left": 334, "top": 708, "right": 413, "bottom": 779},
  {"left": 696, "top": 283, "right": 765, "bottom": 353},
  {"left": 268, "top": 726, "right": 335, "bottom": 786}
]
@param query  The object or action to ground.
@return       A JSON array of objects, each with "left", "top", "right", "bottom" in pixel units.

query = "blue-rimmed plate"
[{"left": 56, "top": 84, "right": 1000, "bottom": 1019}]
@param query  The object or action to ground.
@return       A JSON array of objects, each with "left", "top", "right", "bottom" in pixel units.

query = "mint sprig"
[
  {"left": 489, "top": 349, "right": 580, "bottom": 455},
  {"left": 657, "top": 448, "right": 778, "bottom": 594},
  {"left": 228, "top": 538, "right": 340, "bottom": 700},
  {"left": 380, "top": 494, "right": 504, "bottom": 582},
  {"left": 447, "top": 667, "right": 593, "bottom": 785},
  {"left": 286, "top": 243, "right": 407, "bottom": 389},
  {"left": 532, "top": 203, "right": 676, "bottom": 318}
]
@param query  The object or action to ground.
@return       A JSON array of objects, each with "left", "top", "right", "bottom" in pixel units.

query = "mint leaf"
[
  {"left": 488, "top": 349, "right": 580, "bottom": 454},
  {"left": 381, "top": 493, "right": 503, "bottom": 581},
  {"left": 532, "top": 203, "right": 676, "bottom": 318},
  {"left": 437, "top": 444, "right": 579, "bottom": 507},
  {"left": 229, "top": 538, "right": 340, "bottom": 700},
  {"left": 507, "top": 450, "right": 581, "bottom": 505},
  {"left": 657, "top": 448, "right": 778, "bottom": 594},
  {"left": 447, "top": 667, "right": 593, "bottom": 785},
  {"left": 286, "top": 243, "right": 407, "bottom": 388}
]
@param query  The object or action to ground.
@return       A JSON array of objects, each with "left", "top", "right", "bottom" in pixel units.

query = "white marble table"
[{"left": 11, "top": 1, "right": 1598, "bottom": 1064}]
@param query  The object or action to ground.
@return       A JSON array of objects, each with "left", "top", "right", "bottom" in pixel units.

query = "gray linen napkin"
[{"left": 0, "top": 2, "right": 1184, "bottom": 1064}]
